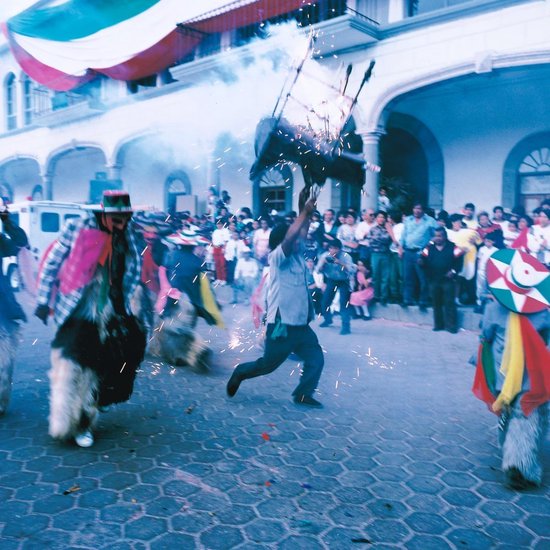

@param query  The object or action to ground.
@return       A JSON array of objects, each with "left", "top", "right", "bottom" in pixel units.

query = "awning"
[{"left": 3, "top": 0, "right": 318, "bottom": 91}]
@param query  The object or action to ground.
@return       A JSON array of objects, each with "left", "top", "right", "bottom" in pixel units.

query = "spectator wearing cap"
[
  {"left": 233, "top": 247, "right": 259, "bottom": 305},
  {"left": 400, "top": 202, "right": 438, "bottom": 309},
  {"left": 317, "top": 238, "right": 356, "bottom": 335}
]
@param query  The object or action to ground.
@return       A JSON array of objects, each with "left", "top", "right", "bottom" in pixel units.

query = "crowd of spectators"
[{"left": 164, "top": 186, "right": 550, "bottom": 334}]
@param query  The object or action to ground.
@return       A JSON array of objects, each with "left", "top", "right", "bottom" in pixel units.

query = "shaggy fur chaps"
[
  {"left": 0, "top": 325, "right": 19, "bottom": 415},
  {"left": 500, "top": 400, "right": 549, "bottom": 489},
  {"left": 147, "top": 296, "right": 212, "bottom": 373},
  {"left": 48, "top": 284, "right": 151, "bottom": 441}
]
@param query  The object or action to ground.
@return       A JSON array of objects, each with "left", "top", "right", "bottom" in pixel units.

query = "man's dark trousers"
[
  {"left": 403, "top": 249, "right": 429, "bottom": 306},
  {"left": 235, "top": 324, "right": 324, "bottom": 398},
  {"left": 322, "top": 279, "right": 351, "bottom": 330},
  {"left": 430, "top": 279, "right": 457, "bottom": 332}
]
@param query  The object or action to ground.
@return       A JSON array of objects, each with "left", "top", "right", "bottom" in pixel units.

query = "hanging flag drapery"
[{"left": 2, "top": 0, "right": 319, "bottom": 91}]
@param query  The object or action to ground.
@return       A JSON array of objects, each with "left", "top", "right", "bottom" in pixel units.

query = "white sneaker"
[{"left": 75, "top": 430, "right": 94, "bottom": 448}]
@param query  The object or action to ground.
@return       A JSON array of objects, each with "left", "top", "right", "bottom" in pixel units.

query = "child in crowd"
[
  {"left": 306, "top": 257, "right": 324, "bottom": 315},
  {"left": 233, "top": 247, "right": 259, "bottom": 305},
  {"left": 475, "top": 231, "right": 500, "bottom": 313},
  {"left": 350, "top": 261, "right": 374, "bottom": 320},
  {"left": 224, "top": 231, "right": 248, "bottom": 285}
]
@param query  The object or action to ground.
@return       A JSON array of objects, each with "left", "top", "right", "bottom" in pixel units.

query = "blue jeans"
[{"left": 403, "top": 249, "right": 429, "bottom": 306}]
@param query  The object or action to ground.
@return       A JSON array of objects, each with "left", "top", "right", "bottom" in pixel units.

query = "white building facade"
[{"left": 0, "top": 0, "right": 548, "bottom": 217}]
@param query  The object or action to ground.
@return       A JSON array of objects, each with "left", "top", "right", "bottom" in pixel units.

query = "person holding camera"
[
  {"left": 317, "top": 238, "right": 356, "bottom": 335},
  {"left": 0, "top": 201, "right": 29, "bottom": 414}
]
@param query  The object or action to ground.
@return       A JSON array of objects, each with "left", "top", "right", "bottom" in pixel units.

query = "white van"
[{"left": 1, "top": 201, "right": 89, "bottom": 290}]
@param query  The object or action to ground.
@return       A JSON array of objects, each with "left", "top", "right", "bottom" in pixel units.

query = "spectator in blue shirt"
[{"left": 400, "top": 202, "right": 438, "bottom": 309}]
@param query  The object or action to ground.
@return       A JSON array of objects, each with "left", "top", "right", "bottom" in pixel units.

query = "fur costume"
[
  {"left": 37, "top": 192, "right": 152, "bottom": 442},
  {"left": 148, "top": 295, "right": 212, "bottom": 373},
  {"left": 48, "top": 282, "right": 151, "bottom": 439},
  {"left": 473, "top": 249, "right": 550, "bottom": 489},
  {"left": 0, "top": 326, "right": 19, "bottom": 415}
]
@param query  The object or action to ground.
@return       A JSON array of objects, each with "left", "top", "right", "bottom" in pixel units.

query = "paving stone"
[
  {"left": 2, "top": 513, "right": 49, "bottom": 537},
  {"left": 405, "top": 512, "right": 451, "bottom": 535},
  {"left": 322, "top": 527, "right": 371, "bottom": 550},
  {"left": 150, "top": 533, "right": 197, "bottom": 550},
  {"left": 101, "top": 504, "right": 143, "bottom": 523},
  {"left": 125, "top": 515, "right": 167, "bottom": 540},
  {"left": 33, "top": 494, "right": 74, "bottom": 514},
  {"left": 200, "top": 525, "right": 244, "bottom": 549},
  {"left": 447, "top": 527, "right": 496, "bottom": 549},
  {"left": 79, "top": 488, "right": 118, "bottom": 508},
  {"left": 406, "top": 534, "right": 452, "bottom": 549},
  {"left": 364, "top": 518, "right": 412, "bottom": 544},
  {"left": 525, "top": 514, "right": 550, "bottom": 537},
  {"left": 19, "top": 528, "right": 73, "bottom": 550},
  {"left": 52, "top": 507, "right": 97, "bottom": 530},
  {"left": 245, "top": 519, "right": 287, "bottom": 543}
]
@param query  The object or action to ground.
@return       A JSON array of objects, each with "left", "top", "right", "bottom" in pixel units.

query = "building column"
[
  {"left": 388, "top": 0, "right": 407, "bottom": 22},
  {"left": 42, "top": 172, "right": 53, "bottom": 200},
  {"left": 106, "top": 164, "right": 121, "bottom": 181},
  {"left": 359, "top": 129, "right": 384, "bottom": 211}
]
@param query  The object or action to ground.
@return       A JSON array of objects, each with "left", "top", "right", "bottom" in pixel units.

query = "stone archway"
[
  {"left": 503, "top": 131, "right": 550, "bottom": 211},
  {"left": 382, "top": 112, "right": 444, "bottom": 211},
  {"left": 0, "top": 157, "right": 42, "bottom": 202},
  {"left": 46, "top": 145, "right": 107, "bottom": 202}
]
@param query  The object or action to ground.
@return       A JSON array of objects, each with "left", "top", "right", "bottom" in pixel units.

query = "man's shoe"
[
  {"left": 293, "top": 395, "right": 323, "bottom": 408},
  {"left": 340, "top": 328, "right": 351, "bottom": 335},
  {"left": 419, "top": 304, "right": 428, "bottom": 312},
  {"left": 75, "top": 430, "right": 94, "bottom": 448},
  {"left": 447, "top": 328, "right": 458, "bottom": 334},
  {"left": 432, "top": 327, "right": 444, "bottom": 332},
  {"left": 319, "top": 321, "right": 332, "bottom": 328},
  {"left": 226, "top": 371, "right": 243, "bottom": 397}
]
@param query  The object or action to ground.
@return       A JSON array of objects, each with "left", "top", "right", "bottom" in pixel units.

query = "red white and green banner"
[{"left": 2, "top": 0, "right": 318, "bottom": 91}]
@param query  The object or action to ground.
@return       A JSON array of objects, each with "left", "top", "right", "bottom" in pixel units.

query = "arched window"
[
  {"left": 5, "top": 73, "right": 17, "bottom": 130},
  {"left": 518, "top": 147, "right": 550, "bottom": 213},
  {"left": 31, "top": 184, "right": 44, "bottom": 201},
  {"left": 21, "top": 73, "right": 33, "bottom": 125},
  {"left": 165, "top": 171, "right": 192, "bottom": 213}
]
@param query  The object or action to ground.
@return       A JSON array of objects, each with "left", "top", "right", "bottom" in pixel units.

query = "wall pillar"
[
  {"left": 43, "top": 172, "right": 53, "bottom": 200},
  {"left": 388, "top": 0, "right": 407, "bottom": 22},
  {"left": 359, "top": 129, "right": 384, "bottom": 211}
]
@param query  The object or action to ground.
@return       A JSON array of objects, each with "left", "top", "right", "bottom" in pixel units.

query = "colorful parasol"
[{"left": 486, "top": 248, "right": 550, "bottom": 314}]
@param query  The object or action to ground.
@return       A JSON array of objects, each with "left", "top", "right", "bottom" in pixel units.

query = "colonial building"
[{"left": 0, "top": 0, "right": 548, "bottom": 216}]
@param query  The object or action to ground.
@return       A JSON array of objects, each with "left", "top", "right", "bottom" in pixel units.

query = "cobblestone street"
[{"left": 1, "top": 294, "right": 549, "bottom": 549}]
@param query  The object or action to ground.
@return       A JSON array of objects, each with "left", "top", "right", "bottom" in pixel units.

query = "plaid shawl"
[{"left": 37, "top": 216, "right": 144, "bottom": 326}]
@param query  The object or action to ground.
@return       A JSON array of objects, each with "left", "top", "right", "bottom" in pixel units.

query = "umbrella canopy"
[{"left": 3, "top": 0, "right": 317, "bottom": 91}]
